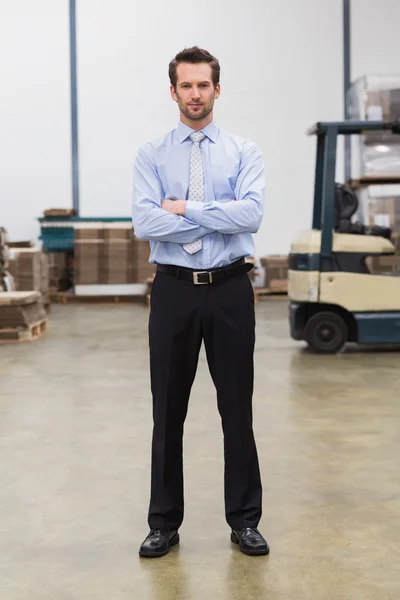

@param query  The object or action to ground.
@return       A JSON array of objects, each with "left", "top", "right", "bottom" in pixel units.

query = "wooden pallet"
[
  {"left": 0, "top": 319, "right": 47, "bottom": 344},
  {"left": 254, "top": 287, "right": 288, "bottom": 302},
  {"left": 347, "top": 176, "right": 400, "bottom": 189}
]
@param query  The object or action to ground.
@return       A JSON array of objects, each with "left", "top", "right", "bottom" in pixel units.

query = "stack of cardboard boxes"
[
  {"left": 8, "top": 249, "right": 41, "bottom": 290},
  {"left": 259, "top": 255, "right": 288, "bottom": 293},
  {"left": 0, "top": 231, "right": 48, "bottom": 342},
  {"left": 0, "top": 228, "right": 10, "bottom": 291},
  {"left": 136, "top": 238, "right": 155, "bottom": 283},
  {"left": 47, "top": 252, "right": 70, "bottom": 293},
  {"left": 8, "top": 248, "right": 50, "bottom": 307},
  {"left": 103, "top": 227, "right": 135, "bottom": 284},
  {"left": 74, "top": 225, "right": 104, "bottom": 285},
  {"left": 0, "top": 291, "right": 46, "bottom": 329},
  {"left": 74, "top": 223, "right": 155, "bottom": 290}
]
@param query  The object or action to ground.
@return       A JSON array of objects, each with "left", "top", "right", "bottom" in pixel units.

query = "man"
[{"left": 132, "top": 46, "right": 269, "bottom": 558}]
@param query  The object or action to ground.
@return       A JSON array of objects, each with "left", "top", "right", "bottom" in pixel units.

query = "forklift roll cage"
[{"left": 308, "top": 119, "right": 400, "bottom": 267}]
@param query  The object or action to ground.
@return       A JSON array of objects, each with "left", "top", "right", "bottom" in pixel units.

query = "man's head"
[{"left": 169, "top": 46, "right": 221, "bottom": 127}]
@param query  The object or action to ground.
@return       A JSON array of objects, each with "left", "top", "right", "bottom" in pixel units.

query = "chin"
[{"left": 186, "top": 108, "right": 211, "bottom": 121}]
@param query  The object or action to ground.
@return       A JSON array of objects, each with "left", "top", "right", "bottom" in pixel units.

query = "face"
[{"left": 171, "top": 62, "right": 220, "bottom": 125}]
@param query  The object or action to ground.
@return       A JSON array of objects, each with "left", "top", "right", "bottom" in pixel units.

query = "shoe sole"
[
  {"left": 230, "top": 532, "right": 270, "bottom": 556},
  {"left": 139, "top": 533, "right": 180, "bottom": 558}
]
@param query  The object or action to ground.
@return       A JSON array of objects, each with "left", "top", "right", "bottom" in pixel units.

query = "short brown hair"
[{"left": 169, "top": 46, "right": 220, "bottom": 89}]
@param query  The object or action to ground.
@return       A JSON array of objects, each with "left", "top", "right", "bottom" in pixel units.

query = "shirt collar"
[{"left": 176, "top": 120, "right": 219, "bottom": 144}]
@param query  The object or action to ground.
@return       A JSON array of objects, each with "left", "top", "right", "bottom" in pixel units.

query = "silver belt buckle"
[{"left": 193, "top": 271, "right": 212, "bottom": 284}]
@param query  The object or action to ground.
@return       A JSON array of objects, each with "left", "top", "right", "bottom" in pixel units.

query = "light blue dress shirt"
[{"left": 132, "top": 120, "right": 265, "bottom": 269}]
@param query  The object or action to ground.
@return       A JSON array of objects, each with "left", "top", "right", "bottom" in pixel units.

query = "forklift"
[{"left": 288, "top": 120, "right": 400, "bottom": 353}]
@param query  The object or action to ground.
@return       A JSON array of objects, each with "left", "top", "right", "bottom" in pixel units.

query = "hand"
[{"left": 161, "top": 199, "right": 186, "bottom": 215}]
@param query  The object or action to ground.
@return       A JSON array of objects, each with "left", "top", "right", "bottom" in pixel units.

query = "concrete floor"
[{"left": 1, "top": 299, "right": 400, "bottom": 599}]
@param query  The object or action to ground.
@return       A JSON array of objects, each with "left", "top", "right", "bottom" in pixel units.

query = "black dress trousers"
[{"left": 147, "top": 266, "right": 262, "bottom": 531}]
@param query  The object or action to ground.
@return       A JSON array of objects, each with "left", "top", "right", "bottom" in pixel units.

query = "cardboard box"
[
  {"left": 260, "top": 255, "right": 288, "bottom": 290},
  {"left": 8, "top": 248, "right": 42, "bottom": 291},
  {"left": 103, "top": 223, "right": 133, "bottom": 241},
  {"left": 46, "top": 252, "right": 69, "bottom": 291},
  {"left": 43, "top": 208, "right": 77, "bottom": 217},
  {"left": 367, "top": 255, "right": 400, "bottom": 274},
  {"left": 74, "top": 240, "right": 103, "bottom": 285},
  {"left": 0, "top": 291, "right": 46, "bottom": 329},
  {"left": 135, "top": 238, "right": 155, "bottom": 282},
  {"left": 75, "top": 227, "right": 103, "bottom": 241},
  {"left": 73, "top": 226, "right": 154, "bottom": 286},
  {"left": 103, "top": 239, "right": 136, "bottom": 284}
]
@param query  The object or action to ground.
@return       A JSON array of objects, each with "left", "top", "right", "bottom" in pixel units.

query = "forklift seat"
[{"left": 334, "top": 183, "right": 392, "bottom": 240}]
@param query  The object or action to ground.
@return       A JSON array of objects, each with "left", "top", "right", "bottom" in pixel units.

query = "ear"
[
  {"left": 170, "top": 84, "right": 178, "bottom": 102},
  {"left": 214, "top": 83, "right": 221, "bottom": 100}
]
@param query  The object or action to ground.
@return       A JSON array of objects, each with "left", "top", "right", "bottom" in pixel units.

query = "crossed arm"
[{"left": 132, "top": 142, "right": 265, "bottom": 243}]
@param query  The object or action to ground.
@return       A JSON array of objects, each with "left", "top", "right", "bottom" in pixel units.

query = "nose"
[{"left": 191, "top": 87, "right": 201, "bottom": 99}]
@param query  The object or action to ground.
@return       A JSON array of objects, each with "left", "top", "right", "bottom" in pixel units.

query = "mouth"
[{"left": 189, "top": 104, "right": 202, "bottom": 108}]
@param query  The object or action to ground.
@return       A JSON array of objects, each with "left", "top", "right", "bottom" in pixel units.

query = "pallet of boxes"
[
  {"left": 8, "top": 245, "right": 50, "bottom": 310},
  {"left": 256, "top": 255, "right": 288, "bottom": 300},
  {"left": 347, "top": 74, "right": 400, "bottom": 274},
  {"left": 72, "top": 223, "right": 155, "bottom": 301},
  {"left": 0, "top": 229, "right": 48, "bottom": 344}
]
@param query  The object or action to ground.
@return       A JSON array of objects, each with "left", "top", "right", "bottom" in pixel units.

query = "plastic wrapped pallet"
[
  {"left": 346, "top": 75, "right": 400, "bottom": 178},
  {"left": 356, "top": 185, "right": 400, "bottom": 232},
  {"left": 347, "top": 75, "right": 400, "bottom": 127},
  {"left": 360, "top": 144, "right": 400, "bottom": 177}
]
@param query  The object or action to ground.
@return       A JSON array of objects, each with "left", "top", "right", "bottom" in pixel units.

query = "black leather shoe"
[
  {"left": 139, "top": 529, "right": 180, "bottom": 558},
  {"left": 231, "top": 528, "right": 270, "bottom": 556}
]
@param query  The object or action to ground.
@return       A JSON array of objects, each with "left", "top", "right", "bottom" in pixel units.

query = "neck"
[{"left": 180, "top": 111, "right": 213, "bottom": 130}]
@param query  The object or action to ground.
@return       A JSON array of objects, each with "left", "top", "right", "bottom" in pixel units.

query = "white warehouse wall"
[
  {"left": 0, "top": 1, "right": 71, "bottom": 243},
  {"left": 1, "top": 0, "right": 399, "bottom": 256},
  {"left": 1, "top": 0, "right": 342, "bottom": 255},
  {"left": 76, "top": 0, "right": 343, "bottom": 256},
  {"left": 351, "top": 0, "right": 400, "bottom": 79}
]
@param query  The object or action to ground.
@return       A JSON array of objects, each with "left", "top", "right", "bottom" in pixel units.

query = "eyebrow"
[{"left": 180, "top": 81, "right": 211, "bottom": 86}]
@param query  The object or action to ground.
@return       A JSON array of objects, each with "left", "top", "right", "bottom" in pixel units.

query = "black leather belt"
[{"left": 157, "top": 258, "right": 253, "bottom": 285}]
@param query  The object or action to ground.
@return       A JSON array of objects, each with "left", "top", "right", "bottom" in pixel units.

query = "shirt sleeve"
[
  {"left": 132, "top": 145, "right": 215, "bottom": 243},
  {"left": 185, "top": 141, "right": 265, "bottom": 234}
]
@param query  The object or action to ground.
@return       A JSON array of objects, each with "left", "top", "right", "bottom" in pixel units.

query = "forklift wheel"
[{"left": 304, "top": 311, "right": 348, "bottom": 354}]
